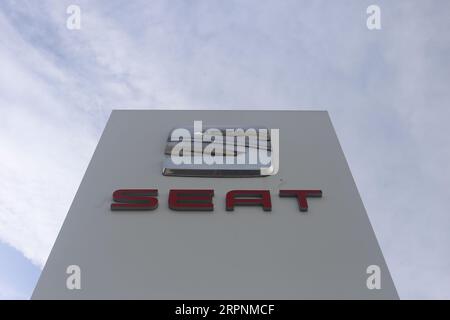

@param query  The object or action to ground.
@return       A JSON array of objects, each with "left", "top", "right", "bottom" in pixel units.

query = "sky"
[{"left": 0, "top": 0, "right": 449, "bottom": 299}]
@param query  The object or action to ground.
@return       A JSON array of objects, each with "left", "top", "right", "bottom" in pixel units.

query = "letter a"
[
  {"left": 366, "top": 5, "right": 381, "bottom": 30},
  {"left": 66, "top": 265, "right": 81, "bottom": 290}
]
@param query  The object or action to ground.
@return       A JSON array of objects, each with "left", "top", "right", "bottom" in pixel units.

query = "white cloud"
[{"left": 0, "top": 280, "right": 27, "bottom": 300}]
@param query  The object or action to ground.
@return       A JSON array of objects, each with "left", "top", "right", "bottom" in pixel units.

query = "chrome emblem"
[{"left": 162, "top": 121, "right": 279, "bottom": 177}]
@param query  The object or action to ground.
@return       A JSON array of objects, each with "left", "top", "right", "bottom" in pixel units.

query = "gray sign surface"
[{"left": 33, "top": 110, "right": 398, "bottom": 299}]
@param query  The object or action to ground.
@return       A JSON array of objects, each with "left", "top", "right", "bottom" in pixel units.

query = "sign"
[
  {"left": 110, "top": 189, "right": 323, "bottom": 211},
  {"left": 32, "top": 110, "right": 398, "bottom": 299}
]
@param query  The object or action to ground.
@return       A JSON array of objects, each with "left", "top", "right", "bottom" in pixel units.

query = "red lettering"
[
  {"left": 279, "top": 190, "right": 322, "bottom": 212},
  {"left": 168, "top": 189, "right": 214, "bottom": 211},
  {"left": 226, "top": 190, "right": 272, "bottom": 212},
  {"left": 110, "top": 189, "right": 322, "bottom": 212},
  {"left": 111, "top": 189, "right": 158, "bottom": 211}
]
